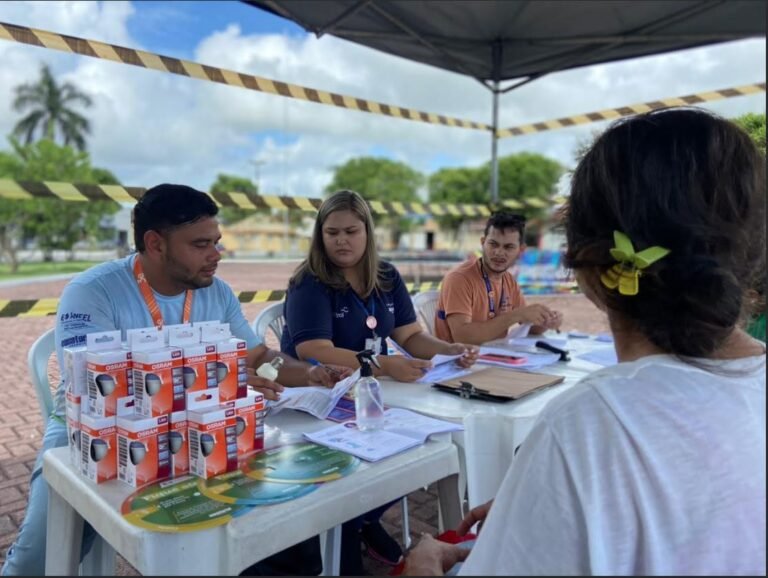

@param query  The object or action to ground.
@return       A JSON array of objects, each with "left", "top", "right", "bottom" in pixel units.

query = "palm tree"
[{"left": 12, "top": 64, "right": 93, "bottom": 151}]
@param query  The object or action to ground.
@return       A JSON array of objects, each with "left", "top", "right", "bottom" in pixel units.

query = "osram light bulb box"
[
  {"left": 133, "top": 347, "right": 184, "bottom": 416},
  {"left": 214, "top": 339, "right": 248, "bottom": 401},
  {"left": 224, "top": 392, "right": 266, "bottom": 458},
  {"left": 85, "top": 331, "right": 133, "bottom": 418},
  {"left": 169, "top": 410, "right": 189, "bottom": 477},
  {"left": 65, "top": 392, "right": 81, "bottom": 467},
  {"left": 168, "top": 325, "right": 218, "bottom": 394},
  {"left": 117, "top": 414, "right": 171, "bottom": 487},
  {"left": 79, "top": 413, "right": 117, "bottom": 483},
  {"left": 63, "top": 345, "right": 88, "bottom": 397},
  {"left": 186, "top": 390, "right": 238, "bottom": 479}
]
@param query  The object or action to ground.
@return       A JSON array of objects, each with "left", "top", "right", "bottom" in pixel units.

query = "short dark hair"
[
  {"left": 564, "top": 107, "right": 765, "bottom": 358},
  {"left": 132, "top": 184, "right": 219, "bottom": 252},
  {"left": 484, "top": 211, "right": 526, "bottom": 239}
]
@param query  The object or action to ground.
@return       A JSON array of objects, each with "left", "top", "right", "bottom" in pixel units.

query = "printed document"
[
  {"left": 267, "top": 370, "right": 360, "bottom": 419},
  {"left": 304, "top": 408, "right": 463, "bottom": 462}
]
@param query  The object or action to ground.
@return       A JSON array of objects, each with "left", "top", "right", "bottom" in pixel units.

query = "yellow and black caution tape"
[
  {"left": 0, "top": 179, "right": 566, "bottom": 214},
  {"left": 0, "top": 284, "right": 440, "bottom": 318},
  {"left": 0, "top": 22, "right": 761, "bottom": 143},
  {"left": 0, "top": 281, "right": 581, "bottom": 318},
  {"left": 0, "top": 21, "right": 488, "bottom": 132},
  {"left": 497, "top": 82, "right": 766, "bottom": 138}
]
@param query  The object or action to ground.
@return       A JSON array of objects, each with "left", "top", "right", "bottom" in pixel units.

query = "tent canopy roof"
[{"left": 245, "top": 0, "right": 765, "bottom": 85}]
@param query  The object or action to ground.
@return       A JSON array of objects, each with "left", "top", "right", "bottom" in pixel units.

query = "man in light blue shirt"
[{"left": 2, "top": 184, "right": 341, "bottom": 576}]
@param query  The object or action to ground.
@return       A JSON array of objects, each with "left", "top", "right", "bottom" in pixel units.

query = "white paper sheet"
[
  {"left": 506, "top": 323, "right": 532, "bottom": 339},
  {"left": 304, "top": 408, "right": 463, "bottom": 462},
  {"left": 577, "top": 347, "right": 618, "bottom": 367},
  {"left": 266, "top": 369, "right": 360, "bottom": 419}
]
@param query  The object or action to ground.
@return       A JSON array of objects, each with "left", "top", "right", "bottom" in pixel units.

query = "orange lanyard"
[{"left": 132, "top": 256, "right": 193, "bottom": 329}]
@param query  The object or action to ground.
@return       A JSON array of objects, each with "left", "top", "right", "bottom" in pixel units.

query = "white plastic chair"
[
  {"left": 411, "top": 290, "right": 440, "bottom": 336},
  {"left": 28, "top": 327, "right": 56, "bottom": 425},
  {"left": 251, "top": 301, "right": 287, "bottom": 343},
  {"left": 29, "top": 327, "right": 117, "bottom": 573}
]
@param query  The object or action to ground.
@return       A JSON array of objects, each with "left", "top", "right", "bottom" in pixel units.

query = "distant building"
[{"left": 220, "top": 214, "right": 313, "bottom": 257}]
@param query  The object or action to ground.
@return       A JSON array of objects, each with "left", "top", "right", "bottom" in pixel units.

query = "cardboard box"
[
  {"left": 80, "top": 413, "right": 117, "bottom": 483},
  {"left": 133, "top": 347, "right": 184, "bottom": 416},
  {"left": 117, "top": 414, "right": 171, "bottom": 487},
  {"left": 65, "top": 392, "right": 81, "bottom": 467},
  {"left": 187, "top": 390, "right": 238, "bottom": 479},
  {"left": 225, "top": 392, "right": 266, "bottom": 458},
  {"left": 213, "top": 338, "right": 248, "bottom": 401},
  {"left": 62, "top": 346, "right": 88, "bottom": 398},
  {"left": 86, "top": 331, "right": 133, "bottom": 418},
  {"left": 181, "top": 343, "right": 218, "bottom": 394},
  {"left": 167, "top": 324, "right": 217, "bottom": 395},
  {"left": 169, "top": 410, "right": 189, "bottom": 477}
]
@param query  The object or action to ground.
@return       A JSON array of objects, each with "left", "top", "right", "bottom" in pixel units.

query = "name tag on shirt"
[{"left": 365, "top": 336, "right": 382, "bottom": 354}]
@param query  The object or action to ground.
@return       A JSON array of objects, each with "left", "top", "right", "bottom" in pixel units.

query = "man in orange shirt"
[{"left": 435, "top": 212, "right": 563, "bottom": 345}]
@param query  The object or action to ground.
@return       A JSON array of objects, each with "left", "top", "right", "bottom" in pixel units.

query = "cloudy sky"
[{"left": 0, "top": 1, "right": 764, "bottom": 199}]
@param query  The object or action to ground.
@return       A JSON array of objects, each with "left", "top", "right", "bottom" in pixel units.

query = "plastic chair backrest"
[
  {"left": 411, "top": 290, "right": 440, "bottom": 335},
  {"left": 251, "top": 301, "right": 287, "bottom": 344},
  {"left": 28, "top": 327, "right": 56, "bottom": 425}
]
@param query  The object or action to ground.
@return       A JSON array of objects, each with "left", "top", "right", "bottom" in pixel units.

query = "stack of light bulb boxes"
[{"left": 62, "top": 322, "right": 265, "bottom": 488}]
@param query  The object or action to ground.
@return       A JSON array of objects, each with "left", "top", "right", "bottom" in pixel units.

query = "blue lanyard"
[
  {"left": 351, "top": 292, "right": 377, "bottom": 334},
  {"left": 480, "top": 260, "right": 505, "bottom": 318}
]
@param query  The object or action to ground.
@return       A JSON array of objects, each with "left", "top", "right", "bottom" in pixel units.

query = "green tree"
[
  {"left": 325, "top": 157, "right": 424, "bottom": 248},
  {"left": 732, "top": 112, "right": 766, "bottom": 155},
  {"left": 428, "top": 166, "right": 486, "bottom": 236},
  {"left": 0, "top": 138, "right": 119, "bottom": 272},
  {"left": 210, "top": 173, "right": 260, "bottom": 225},
  {"left": 428, "top": 153, "right": 564, "bottom": 234},
  {"left": 13, "top": 64, "right": 93, "bottom": 151}
]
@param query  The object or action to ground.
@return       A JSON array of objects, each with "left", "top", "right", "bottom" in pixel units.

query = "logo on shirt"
[
  {"left": 335, "top": 306, "right": 350, "bottom": 319},
  {"left": 60, "top": 311, "right": 92, "bottom": 323},
  {"left": 386, "top": 301, "right": 394, "bottom": 314}
]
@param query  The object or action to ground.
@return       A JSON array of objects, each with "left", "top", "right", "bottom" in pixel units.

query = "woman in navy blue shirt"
[
  {"left": 280, "top": 189, "right": 477, "bottom": 575},
  {"left": 282, "top": 189, "right": 477, "bottom": 380}
]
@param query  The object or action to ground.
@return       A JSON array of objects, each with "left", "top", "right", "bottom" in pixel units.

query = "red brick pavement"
[{"left": 0, "top": 261, "right": 608, "bottom": 575}]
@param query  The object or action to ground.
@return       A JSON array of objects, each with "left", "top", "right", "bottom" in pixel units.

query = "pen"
[{"left": 307, "top": 357, "right": 343, "bottom": 378}]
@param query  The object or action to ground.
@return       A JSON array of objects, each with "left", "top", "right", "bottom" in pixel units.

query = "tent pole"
[{"left": 490, "top": 82, "right": 500, "bottom": 205}]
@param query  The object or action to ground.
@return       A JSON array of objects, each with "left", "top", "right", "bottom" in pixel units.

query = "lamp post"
[{"left": 250, "top": 159, "right": 266, "bottom": 194}]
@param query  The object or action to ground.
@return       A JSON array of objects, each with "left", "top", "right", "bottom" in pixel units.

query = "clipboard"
[{"left": 432, "top": 366, "right": 564, "bottom": 402}]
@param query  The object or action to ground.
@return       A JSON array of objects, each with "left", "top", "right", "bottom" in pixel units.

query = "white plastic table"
[
  {"left": 381, "top": 335, "right": 610, "bottom": 507},
  {"left": 43, "top": 409, "right": 462, "bottom": 576}
]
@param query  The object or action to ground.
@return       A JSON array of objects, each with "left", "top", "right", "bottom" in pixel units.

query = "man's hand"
[
  {"left": 246, "top": 370, "right": 284, "bottom": 401},
  {"left": 402, "top": 534, "right": 470, "bottom": 576},
  {"left": 457, "top": 499, "right": 493, "bottom": 536},
  {"left": 515, "top": 304, "right": 558, "bottom": 326},
  {"left": 444, "top": 342, "right": 479, "bottom": 368},
  {"left": 306, "top": 364, "right": 353, "bottom": 388}
]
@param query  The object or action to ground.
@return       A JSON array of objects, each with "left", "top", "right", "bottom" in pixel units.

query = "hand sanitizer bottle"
[
  {"left": 256, "top": 356, "right": 284, "bottom": 381},
  {"left": 354, "top": 350, "right": 384, "bottom": 431}
]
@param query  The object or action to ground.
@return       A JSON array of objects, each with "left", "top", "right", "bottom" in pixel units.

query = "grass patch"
[{"left": 0, "top": 261, "right": 100, "bottom": 281}]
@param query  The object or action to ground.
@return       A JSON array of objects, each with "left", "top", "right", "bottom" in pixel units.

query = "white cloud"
[{"left": 0, "top": 1, "right": 764, "bottom": 198}]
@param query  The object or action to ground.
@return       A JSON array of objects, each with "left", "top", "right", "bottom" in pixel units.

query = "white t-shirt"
[{"left": 460, "top": 353, "right": 766, "bottom": 576}]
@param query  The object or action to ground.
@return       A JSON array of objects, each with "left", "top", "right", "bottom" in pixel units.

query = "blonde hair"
[{"left": 291, "top": 190, "right": 390, "bottom": 297}]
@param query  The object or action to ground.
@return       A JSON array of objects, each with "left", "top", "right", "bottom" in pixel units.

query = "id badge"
[{"left": 365, "top": 336, "right": 382, "bottom": 354}]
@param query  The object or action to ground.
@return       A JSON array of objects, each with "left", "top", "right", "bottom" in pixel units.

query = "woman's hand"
[
  {"left": 305, "top": 364, "right": 353, "bottom": 388},
  {"left": 444, "top": 342, "right": 479, "bottom": 368},
  {"left": 457, "top": 499, "right": 493, "bottom": 536},
  {"left": 402, "top": 534, "right": 470, "bottom": 576},
  {"left": 245, "top": 370, "right": 285, "bottom": 401},
  {"left": 382, "top": 356, "right": 433, "bottom": 382}
]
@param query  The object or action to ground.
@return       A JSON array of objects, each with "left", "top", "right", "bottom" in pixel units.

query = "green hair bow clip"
[{"left": 600, "top": 231, "right": 670, "bottom": 296}]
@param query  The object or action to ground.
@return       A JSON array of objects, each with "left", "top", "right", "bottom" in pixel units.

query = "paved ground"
[{"left": 0, "top": 261, "right": 609, "bottom": 575}]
